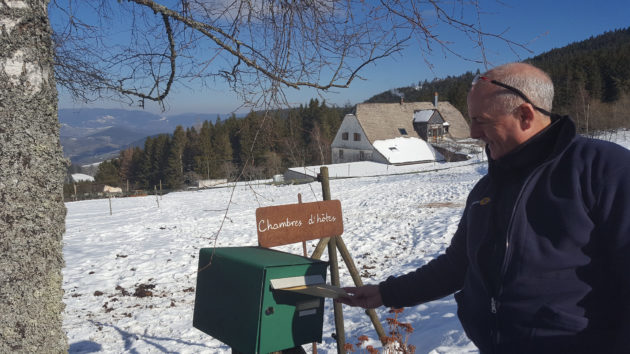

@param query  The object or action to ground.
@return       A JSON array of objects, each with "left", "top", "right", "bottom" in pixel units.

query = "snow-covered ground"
[{"left": 63, "top": 130, "right": 630, "bottom": 353}]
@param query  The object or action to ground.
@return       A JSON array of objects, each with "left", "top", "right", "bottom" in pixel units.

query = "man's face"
[{"left": 467, "top": 85, "right": 525, "bottom": 160}]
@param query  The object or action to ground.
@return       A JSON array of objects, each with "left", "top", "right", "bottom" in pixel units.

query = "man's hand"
[{"left": 335, "top": 284, "right": 383, "bottom": 309}]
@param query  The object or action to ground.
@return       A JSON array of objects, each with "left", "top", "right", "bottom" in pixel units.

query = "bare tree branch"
[
  {"left": 111, "top": 13, "right": 176, "bottom": 109},
  {"left": 50, "top": 0, "right": 532, "bottom": 109}
]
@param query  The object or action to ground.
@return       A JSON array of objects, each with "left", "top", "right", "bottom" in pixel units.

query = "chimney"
[{"left": 434, "top": 92, "right": 438, "bottom": 107}]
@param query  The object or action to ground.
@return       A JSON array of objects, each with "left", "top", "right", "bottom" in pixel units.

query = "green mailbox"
[{"left": 193, "top": 246, "right": 329, "bottom": 353}]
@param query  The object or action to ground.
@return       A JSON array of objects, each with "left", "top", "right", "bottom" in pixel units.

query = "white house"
[
  {"left": 71, "top": 173, "right": 95, "bottom": 183},
  {"left": 331, "top": 100, "right": 469, "bottom": 165}
]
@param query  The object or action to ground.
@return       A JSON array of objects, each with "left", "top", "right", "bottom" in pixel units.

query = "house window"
[
  {"left": 342, "top": 132, "right": 349, "bottom": 140},
  {"left": 354, "top": 133, "right": 361, "bottom": 141},
  {"left": 339, "top": 149, "right": 344, "bottom": 159},
  {"left": 359, "top": 151, "right": 365, "bottom": 160},
  {"left": 398, "top": 128, "right": 408, "bottom": 135}
]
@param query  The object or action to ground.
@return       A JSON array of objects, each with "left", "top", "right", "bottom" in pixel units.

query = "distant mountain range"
[{"left": 59, "top": 108, "right": 228, "bottom": 164}]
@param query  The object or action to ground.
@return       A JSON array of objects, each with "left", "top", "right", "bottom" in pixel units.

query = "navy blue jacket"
[{"left": 379, "top": 116, "right": 630, "bottom": 353}]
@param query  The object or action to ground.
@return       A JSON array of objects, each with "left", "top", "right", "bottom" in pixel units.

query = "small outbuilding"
[{"left": 413, "top": 109, "right": 449, "bottom": 142}]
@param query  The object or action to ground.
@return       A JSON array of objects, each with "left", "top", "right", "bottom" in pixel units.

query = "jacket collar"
[{"left": 487, "top": 115, "right": 576, "bottom": 178}]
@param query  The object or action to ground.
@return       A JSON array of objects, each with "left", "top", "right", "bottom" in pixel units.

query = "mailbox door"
[
  {"left": 193, "top": 248, "right": 265, "bottom": 354},
  {"left": 258, "top": 263, "right": 327, "bottom": 353}
]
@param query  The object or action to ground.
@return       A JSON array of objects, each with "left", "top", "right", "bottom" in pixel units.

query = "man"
[{"left": 337, "top": 63, "right": 630, "bottom": 353}]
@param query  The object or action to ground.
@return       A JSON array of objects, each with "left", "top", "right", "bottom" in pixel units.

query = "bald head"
[
  {"left": 467, "top": 63, "right": 556, "bottom": 159},
  {"left": 482, "top": 62, "right": 554, "bottom": 116}
]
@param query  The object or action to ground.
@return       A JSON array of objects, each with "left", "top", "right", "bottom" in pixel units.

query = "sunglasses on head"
[{"left": 472, "top": 74, "right": 552, "bottom": 117}]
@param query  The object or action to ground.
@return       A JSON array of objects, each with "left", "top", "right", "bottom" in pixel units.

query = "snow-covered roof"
[
  {"left": 413, "top": 109, "right": 435, "bottom": 123},
  {"left": 373, "top": 137, "right": 440, "bottom": 164},
  {"left": 72, "top": 173, "right": 95, "bottom": 182}
]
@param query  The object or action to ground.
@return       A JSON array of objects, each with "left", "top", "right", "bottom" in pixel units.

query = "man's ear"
[{"left": 517, "top": 103, "right": 536, "bottom": 131}]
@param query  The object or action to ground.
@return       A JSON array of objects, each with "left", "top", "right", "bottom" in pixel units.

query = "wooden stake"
[
  {"left": 328, "top": 235, "right": 345, "bottom": 353},
  {"left": 310, "top": 237, "right": 330, "bottom": 260},
  {"left": 312, "top": 168, "right": 387, "bottom": 346},
  {"left": 335, "top": 237, "right": 386, "bottom": 342},
  {"left": 320, "top": 167, "right": 331, "bottom": 201},
  {"left": 109, "top": 195, "right": 112, "bottom": 215},
  {"left": 297, "top": 194, "right": 308, "bottom": 258},
  {"left": 155, "top": 185, "right": 160, "bottom": 208},
  {"left": 319, "top": 167, "right": 346, "bottom": 354},
  {"left": 297, "top": 193, "right": 317, "bottom": 354}
]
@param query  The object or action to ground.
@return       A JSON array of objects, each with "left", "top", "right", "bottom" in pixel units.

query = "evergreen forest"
[
  {"left": 82, "top": 99, "right": 349, "bottom": 193},
  {"left": 369, "top": 27, "right": 630, "bottom": 132}
]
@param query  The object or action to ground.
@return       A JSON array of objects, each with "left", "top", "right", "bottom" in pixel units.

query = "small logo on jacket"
[{"left": 472, "top": 197, "right": 491, "bottom": 206}]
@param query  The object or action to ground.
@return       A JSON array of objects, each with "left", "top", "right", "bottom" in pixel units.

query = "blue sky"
[{"left": 55, "top": 1, "right": 630, "bottom": 115}]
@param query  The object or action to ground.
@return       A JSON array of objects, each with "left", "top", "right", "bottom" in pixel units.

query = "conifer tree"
[
  {"left": 94, "top": 160, "right": 121, "bottom": 187},
  {"left": 196, "top": 121, "right": 215, "bottom": 179},
  {"left": 164, "top": 126, "right": 187, "bottom": 189},
  {"left": 129, "top": 147, "right": 146, "bottom": 190}
]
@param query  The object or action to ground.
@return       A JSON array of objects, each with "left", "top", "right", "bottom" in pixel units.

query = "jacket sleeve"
[
  {"left": 378, "top": 207, "right": 469, "bottom": 308},
  {"left": 593, "top": 149, "right": 630, "bottom": 351}
]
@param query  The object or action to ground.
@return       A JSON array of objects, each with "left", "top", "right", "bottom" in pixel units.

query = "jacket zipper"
[{"left": 489, "top": 163, "right": 549, "bottom": 350}]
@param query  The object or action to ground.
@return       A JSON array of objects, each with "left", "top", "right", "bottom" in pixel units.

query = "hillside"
[
  {"left": 366, "top": 27, "right": 630, "bottom": 132},
  {"left": 59, "top": 108, "right": 228, "bottom": 164}
]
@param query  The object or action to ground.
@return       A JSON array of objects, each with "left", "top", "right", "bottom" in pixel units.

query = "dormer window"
[{"left": 398, "top": 128, "right": 408, "bottom": 135}]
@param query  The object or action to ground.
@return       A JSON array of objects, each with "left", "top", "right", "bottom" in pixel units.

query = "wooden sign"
[{"left": 256, "top": 200, "right": 343, "bottom": 248}]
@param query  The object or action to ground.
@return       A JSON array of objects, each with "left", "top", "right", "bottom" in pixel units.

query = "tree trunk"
[{"left": 0, "top": 1, "right": 68, "bottom": 352}]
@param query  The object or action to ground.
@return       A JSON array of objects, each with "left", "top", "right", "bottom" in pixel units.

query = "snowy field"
[{"left": 63, "top": 131, "right": 630, "bottom": 353}]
